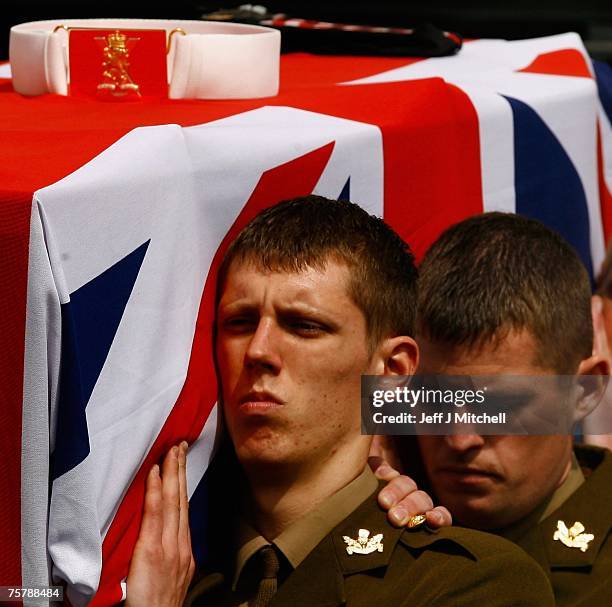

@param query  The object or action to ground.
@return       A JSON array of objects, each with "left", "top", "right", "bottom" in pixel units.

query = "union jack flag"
[{"left": 0, "top": 32, "right": 610, "bottom": 606}]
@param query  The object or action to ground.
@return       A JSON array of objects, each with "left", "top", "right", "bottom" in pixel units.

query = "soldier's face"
[
  {"left": 416, "top": 329, "right": 573, "bottom": 530},
  {"left": 216, "top": 259, "right": 375, "bottom": 470}
]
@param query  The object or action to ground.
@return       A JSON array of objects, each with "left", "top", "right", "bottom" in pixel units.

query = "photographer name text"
[{"left": 371, "top": 411, "right": 507, "bottom": 424}]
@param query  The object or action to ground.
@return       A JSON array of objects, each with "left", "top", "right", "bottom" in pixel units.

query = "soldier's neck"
[{"left": 242, "top": 445, "right": 368, "bottom": 540}]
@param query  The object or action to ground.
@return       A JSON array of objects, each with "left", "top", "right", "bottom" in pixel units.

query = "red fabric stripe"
[
  {"left": 0, "top": 193, "right": 31, "bottom": 589},
  {"left": 386, "top": 82, "right": 483, "bottom": 260},
  {"left": 518, "top": 49, "right": 593, "bottom": 79},
  {"left": 90, "top": 143, "right": 335, "bottom": 606}
]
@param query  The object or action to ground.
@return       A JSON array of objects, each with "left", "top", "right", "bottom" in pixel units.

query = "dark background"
[{"left": 2, "top": 1, "right": 612, "bottom": 61}]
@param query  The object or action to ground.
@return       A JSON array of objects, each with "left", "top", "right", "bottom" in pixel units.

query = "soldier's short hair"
[
  {"left": 217, "top": 195, "right": 418, "bottom": 351},
  {"left": 417, "top": 212, "right": 592, "bottom": 373}
]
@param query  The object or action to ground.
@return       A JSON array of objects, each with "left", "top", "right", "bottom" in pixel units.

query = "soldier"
[
  {"left": 410, "top": 212, "right": 611, "bottom": 606},
  {"left": 124, "top": 198, "right": 554, "bottom": 607}
]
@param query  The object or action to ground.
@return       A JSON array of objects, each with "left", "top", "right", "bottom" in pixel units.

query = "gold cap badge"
[
  {"left": 343, "top": 528, "right": 384, "bottom": 555},
  {"left": 553, "top": 520, "right": 594, "bottom": 552}
]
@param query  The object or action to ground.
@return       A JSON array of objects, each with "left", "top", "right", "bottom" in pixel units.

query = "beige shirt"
[{"left": 233, "top": 467, "right": 378, "bottom": 605}]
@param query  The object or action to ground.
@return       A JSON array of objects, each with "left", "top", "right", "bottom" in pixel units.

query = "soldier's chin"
[
  {"left": 233, "top": 433, "right": 297, "bottom": 468},
  {"left": 448, "top": 496, "right": 517, "bottom": 530}
]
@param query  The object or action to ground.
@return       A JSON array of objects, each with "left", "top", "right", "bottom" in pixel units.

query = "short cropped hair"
[
  {"left": 217, "top": 195, "right": 418, "bottom": 349},
  {"left": 417, "top": 212, "right": 592, "bottom": 373}
]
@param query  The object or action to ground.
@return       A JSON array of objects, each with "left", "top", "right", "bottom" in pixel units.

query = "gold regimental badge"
[
  {"left": 97, "top": 30, "right": 141, "bottom": 96},
  {"left": 407, "top": 514, "right": 427, "bottom": 529},
  {"left": 343, "top": 528, "right": 384, "bottom": 555},
  {"left": 553, "top": 520, "right": 594, "bottom": 553}
]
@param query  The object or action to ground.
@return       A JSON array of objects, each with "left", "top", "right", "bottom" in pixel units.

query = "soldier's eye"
[
  {"left": 222, "top": 316, "right": 257, "bottom": 333},
  {"left": 286, "top": 317, "right": 327, "bottom": 336}
]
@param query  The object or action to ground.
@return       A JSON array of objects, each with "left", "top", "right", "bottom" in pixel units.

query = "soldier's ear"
[
  {"left": 573, "top": 354, "right": 610, "bottom": 422},
  {"left": 381, "top": 336, "right": 419, "bottom": 377}
]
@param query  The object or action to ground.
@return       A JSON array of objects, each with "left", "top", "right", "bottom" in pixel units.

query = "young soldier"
[
  {"left": 125, "top": 198, "right": 554, "bottom": 607},
  {"left": 412, "top": 212, "right": 611, "bottom": 607}
]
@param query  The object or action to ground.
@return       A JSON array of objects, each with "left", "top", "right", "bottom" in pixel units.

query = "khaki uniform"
[
  {"left": 501, "top": 445, "right": 612, "bottom": 607},
  {"left": 186, "top": 468, "right": 554, "bottom": 607}
]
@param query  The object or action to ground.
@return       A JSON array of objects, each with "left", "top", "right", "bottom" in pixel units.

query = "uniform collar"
[
  {"left": 539, "top": 451, "right": 585, "bottom": 522},
  {"left": 499, "top": 452, "right": 585, "bottom": 546},
  {"left": 278, "top": 480, "right": 486, "bottom": 607},
  {"left": 330, "top": 482, "right": 484, "bottom": 575},
  {"left": 272, "top": 479, "right": 406, "bottom": 607},
  {"left": 331, "top": 481, "right": 406, "bottom": 576},
  {"left": 511, "top": 446, "right": 612, "bottom": 569},
  {"left": 276, "top": 466, "right": 378, "bottom": 569},
  {"left": 234, "top": 466, "right": 378, "bottom": 590},
  {"left": 541, "top": 446, "right": 612, "bottom": 568}
]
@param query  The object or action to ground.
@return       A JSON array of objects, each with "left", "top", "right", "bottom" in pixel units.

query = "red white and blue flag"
[{"left": 0, "top": 33, "right": 610, "bottom": 606}]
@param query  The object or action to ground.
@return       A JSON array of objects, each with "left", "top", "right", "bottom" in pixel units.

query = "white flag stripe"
[
  {"left": 458, "top": 84, "right": 516, "bottom": 214},
  {"left": 185, "top": 405, "right": 221, "bottom": 499},
  {"left": 21, "top": 202, "right": 60, "bottom": 606},
  {"left": 344, "top": 34, "right": 591, "bottom": 86}
]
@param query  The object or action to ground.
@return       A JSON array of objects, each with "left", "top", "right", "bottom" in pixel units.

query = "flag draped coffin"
[{"left": 0, "top": 32, "right": 609, "bottom": 606}]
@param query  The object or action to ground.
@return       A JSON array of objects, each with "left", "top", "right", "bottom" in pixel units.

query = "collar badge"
[
  {"left": 343, "top": 528, "right": 384, "bottom": 555},
  {"left": 553, "top": 520, "right": 594, "bottom": 552}
]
